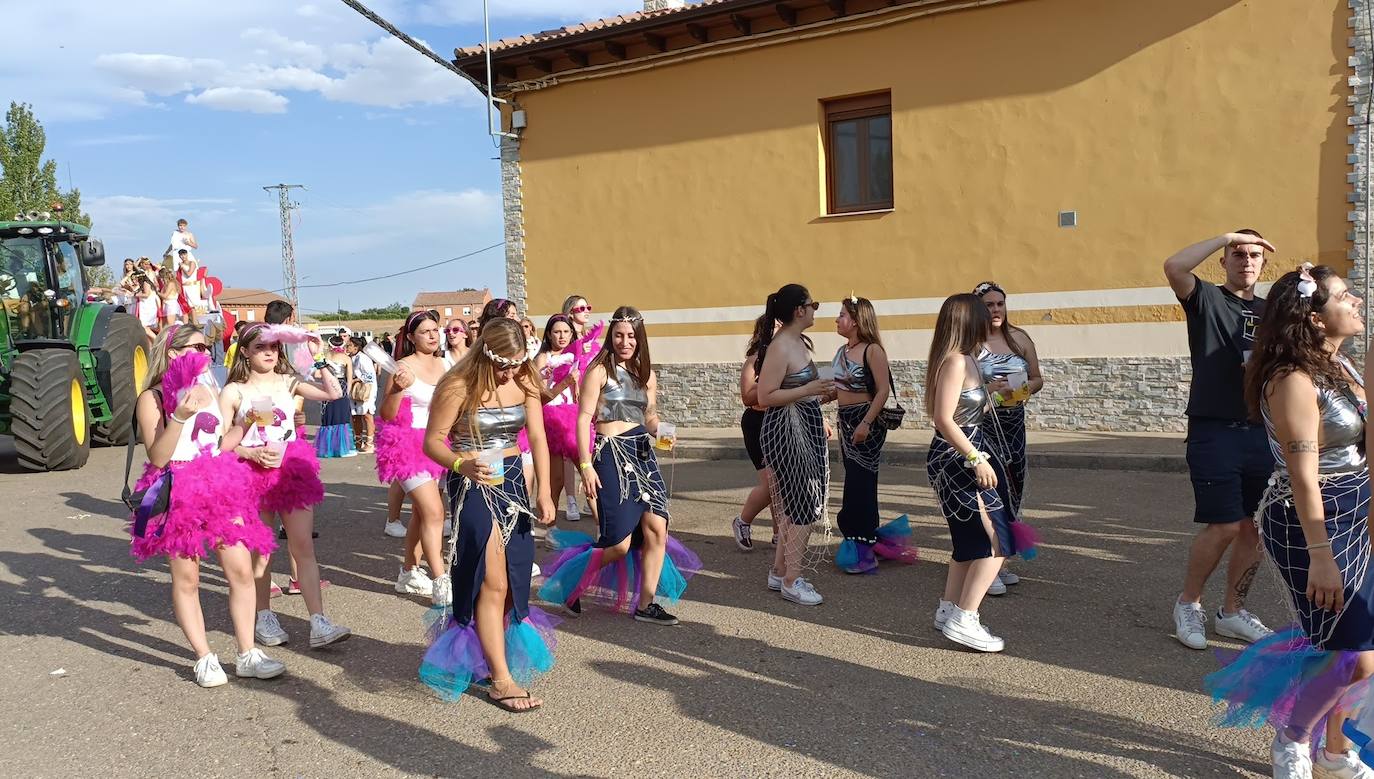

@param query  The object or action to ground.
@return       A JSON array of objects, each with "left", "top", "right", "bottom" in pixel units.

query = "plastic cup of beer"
[
  {"left": 249, "top": 397, "right": 274, "bottom": 427},
  {"left": 656, "top": 422, "right": 677, "bottom": 452},
  {"left": 265, "top": 440, "right": 286, "bottom": 469},
  {"left": 479, "top": 448, "right": 505, "bottom": 486}
]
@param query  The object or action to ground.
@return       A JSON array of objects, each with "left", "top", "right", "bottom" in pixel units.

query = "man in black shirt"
[{"left": 1164, "top": 230, "right": 1278, "bottom": 650}]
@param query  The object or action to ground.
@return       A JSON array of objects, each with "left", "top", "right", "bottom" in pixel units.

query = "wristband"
[
  {"left": 579, "top": 461, "right": 593, "bottom": 471},
  {"left": 452, "top": 457, "right": 465, "bottom": 473},
  {"left": 991, "top": 391, "right": 1005, "bottom": 405},
  {"left": 963, "top": 450, "right": 989, "bottom": 468},
  {"left": 170, "top": 412, "right": 192, "bottom": 425},
  {"left": 1306, "top": 541, "right": 1333, "bottom": 551}
]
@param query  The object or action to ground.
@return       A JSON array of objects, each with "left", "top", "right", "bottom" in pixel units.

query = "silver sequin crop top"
[
  {"left": 453, "top": 403, "right": 526, "bottom": 451},
  {"left": 952, "top": 385, "right": 991, "bottom": 428},
  {"left": 1262, "top": 360, "right": 1366, "bottom": 474},
  {"left": 976, "top": 348, "right": 1029, "bottom": 383},
  {"left": 598, "top": 364, "right": 649, "bottom": 425},
  {"left": 780, "top": 362, "right": 818, "bottom": 390},
  {"left": 831, "top": 347, "right": 868, "bottom": 393}
]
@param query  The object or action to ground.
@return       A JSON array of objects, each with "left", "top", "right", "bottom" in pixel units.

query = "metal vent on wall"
[{"left": 1059, "top": 211, "right": 1078, "bottom": 228}]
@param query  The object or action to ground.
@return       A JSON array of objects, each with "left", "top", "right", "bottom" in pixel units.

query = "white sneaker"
[
  {"left": 1272, "top": 732, "right": 1313, "bottom": 779},
  {"left": 382, "top": 520, "right": 407, "bottom": 538},
  {"left": 1215, "top": 608, "right": 1273, "bottom": 644},
  {"left": 193, "top": 654, "right": 227, "bottom": 688},
  {"left": 732, "top": 516, "right": 754, "bottom": 552},
  {"left": 566, "top": 497, "right": 581, "bottom": 522},
  {"left": 1315, "top": 746, "right": 1374, "bottom": 778},
  {"left": 341, "top": 450, "right": 358, "bottom": 458},
  {"left": 1173, "top": 601, "right": 1208, "bottom": 650},
  {"left": 531, "top": 562, "right": 542, "bottom": 579},
  {"left": 309, "top": 614, "right": 351, "bottom": 649},
  {"left": 999, "top": 570, "right": 1020, "bottom": 586},
  {"left": 933, "top": 600, "right": 954, "bottom": 630},
  {"left": 235, "top": 647, "right": 286, "bottom": 679},
  {"left": 767, "top": 571, "right": 784, "bottom": 591},
  {"left": 442, "top": 519, "right": 453, "bottom": 537},
  {"left": 987, "top": 576, "right": 1007, "bottom": 596},
  {"left": 941, "top": 608, "right": 1005, "bottom": 652},
  {"left": 781, "top": 577, "right": 823, "bottom": 606},
  {"left": 395, "top": 566, "right": 433, "bottom": 596},
  {"left": 254, "top": 610, "right": 288, "bottom": 646},
  {"left": 431, "top": 573, "right": 452, "bottom": 607}
]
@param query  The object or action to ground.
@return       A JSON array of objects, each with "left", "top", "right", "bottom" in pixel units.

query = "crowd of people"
[
  {"left": 120, "top": 231, "right": 1374, "bottom": 776},
  {"left": 102, "top": 219, "right": 215, "bottom": 341}
]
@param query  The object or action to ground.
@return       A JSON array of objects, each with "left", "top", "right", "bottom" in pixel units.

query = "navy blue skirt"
[
  {"left": 1260, "top": 470, "right": 1374, "bottom": 651},
  {"left": 592, "top": 426, "right": 670, "bottom": 550},
  {"left": 445, "top": 455, "right": 535, "bottom": 625},
  {"left": 926, "top": 426, "right": 1016, "bottom": 562}
]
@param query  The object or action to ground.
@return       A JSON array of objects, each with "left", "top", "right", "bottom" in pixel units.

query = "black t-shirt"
[{"left": 1180, "top": 275, "right": 1264, "bottom": 421}]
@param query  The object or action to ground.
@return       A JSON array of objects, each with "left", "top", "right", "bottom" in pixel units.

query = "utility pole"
[{"left": 263, "top": 184, "right": 305, "bottom": 315}]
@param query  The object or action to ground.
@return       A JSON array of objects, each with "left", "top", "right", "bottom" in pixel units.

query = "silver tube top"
[
  {"left": 453, "top": 403, "right": 526, "bottom": 451},
  {"left": 952, "top": 385, "right": 991, "bottom": 428},
  {"left": 598, "top": 364, "right": 648, "bottom": 425},
  {"left": 1263, "top": 369, "right": 1367, "bottom": 474},
  {"left": 781, "top": 362, "right": 818, "bottom": 390}
]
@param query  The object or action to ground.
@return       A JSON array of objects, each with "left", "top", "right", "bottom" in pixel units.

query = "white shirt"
[{"left": 168, "top": 230, "right": 196, "bottom": 264}]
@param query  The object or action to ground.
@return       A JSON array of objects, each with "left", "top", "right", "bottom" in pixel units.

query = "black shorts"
[
  {"left": 741, "top": 408, "right": 765, "bottom": 471},
  {"left": 1185, "top": 417, "right": 1275, "bottom": 524}
]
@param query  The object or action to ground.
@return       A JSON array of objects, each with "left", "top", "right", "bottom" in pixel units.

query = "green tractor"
[{"left": 0, "top": 212, "right": 148, "bottom": 471}]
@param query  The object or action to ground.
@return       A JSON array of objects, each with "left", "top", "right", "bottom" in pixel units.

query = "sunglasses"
[
  {"left": 802, "top": 301, "right": 820, "bottom": 311},
  {"left": 446, "top": 327, "right": 466, "bottom": 335},
  {"left": 179, "top": 343, "right": 210, "bottom": 353},
  {"left": 570, "top": 305, "right": 592, "bottom": 314}
]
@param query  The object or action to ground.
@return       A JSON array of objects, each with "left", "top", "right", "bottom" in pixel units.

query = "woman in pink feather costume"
[
  {"left": 128, "top": 324, "right": 284, "bottom": 686},
  {"left": 377, "top": 311, "right": 451, "bottom": 605},
  {"left": 219, "top": 323, "right": 352, "bottom": 650},
  {"left": 527, "top": 315, "right": 588, "bottom": 520},
  {"left": 558, "top": 293, "right": 603, "bottom": 520}
]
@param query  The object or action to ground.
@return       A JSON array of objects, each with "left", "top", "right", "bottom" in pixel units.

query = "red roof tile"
[{"left": 454, "top": 1, "right": 741, "bottom": 58}]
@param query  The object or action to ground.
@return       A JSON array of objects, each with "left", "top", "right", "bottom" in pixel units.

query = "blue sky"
[{"left": 2, "top": 0, "right": 643, "bottom": 315}]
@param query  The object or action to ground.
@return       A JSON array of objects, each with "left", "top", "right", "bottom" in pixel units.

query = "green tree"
[{"left": 0, "top": 102, "right": 90, "bottom": 225}]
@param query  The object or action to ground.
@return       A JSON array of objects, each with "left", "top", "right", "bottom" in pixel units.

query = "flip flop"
[{"left": 488, "top": 691, "right": 542, "bottom": 713}]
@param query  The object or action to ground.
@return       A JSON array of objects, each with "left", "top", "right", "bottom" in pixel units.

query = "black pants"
[{"left": 836, "top": 403, "right": 886, "bottom": 544}]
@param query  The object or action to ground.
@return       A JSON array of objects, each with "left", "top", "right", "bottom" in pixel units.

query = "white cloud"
[
  {"left": 93, "top": 53, "right": 227, "bottom": 97},
  {"left": 241, "top": 28, "right": 328, "bottom": 69},
  {"left": 416, "top": 1, "right": 638, "bottom": 25},
  {"left": 319, "top": 36, "right": 477, "bottom": 108},
  {"left": 86, "top": 196, "right": 238, "bottom": 242},
  {"left": 185, "top": 87, "right": 288, "bottom": 114}
]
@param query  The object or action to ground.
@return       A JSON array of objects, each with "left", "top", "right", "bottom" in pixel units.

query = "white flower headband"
[
  {"left": 482, "top": 344, "right": 529, "bottom": 367},
  {"left": 1296, "top": 262, "right": 1317, "bottom": 300},
  {"left": 610, "top": 314, "right": 642, "bottom": 324}
]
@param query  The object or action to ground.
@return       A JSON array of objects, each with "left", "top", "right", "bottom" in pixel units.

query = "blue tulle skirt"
[
  {"left": 539, "top": 529, "right": 702, "bottom": 613},
  {"left": 316, "top": 398, "right": 355, "bottom": 458}
]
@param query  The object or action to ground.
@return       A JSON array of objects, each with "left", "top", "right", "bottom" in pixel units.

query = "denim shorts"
[{"left": 1185, "top": 417, "right": 1274, "bottom": 524}]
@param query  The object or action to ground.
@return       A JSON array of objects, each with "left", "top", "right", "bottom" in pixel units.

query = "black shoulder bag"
[
  {"left": 861, "top": 345, "right": 906, "bottom": 430},
  {"left": 121, "top": 389, "right": 173, "bottom": 537}
]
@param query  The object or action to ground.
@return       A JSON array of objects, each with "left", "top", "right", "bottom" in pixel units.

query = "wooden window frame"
[{"left": 823, "top": 91, "right": 893, "bottom": 215}]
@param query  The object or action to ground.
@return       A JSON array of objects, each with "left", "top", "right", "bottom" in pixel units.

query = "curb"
[{"left": 675, "top": 442, "right": 1187, "bottom": 473}]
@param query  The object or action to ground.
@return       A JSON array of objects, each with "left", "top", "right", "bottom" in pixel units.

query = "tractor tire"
[
  {"left": 11, "top": 350, "right": 91, "bottom": 472},
  {"left": 92, "top": 313, "right": 149, "bottom": 447}
]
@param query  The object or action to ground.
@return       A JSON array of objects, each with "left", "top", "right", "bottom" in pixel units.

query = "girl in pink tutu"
[
  {"left": 420, "top": 318, "right": 558, "bottom": 710},
  {"left": 377, "top": 311, "right": 450, "bottom": 605},
  {"left": 533, "top": 315, "right": 584, "bottom": 522},
  {"left": 220, "top": 323, "right": 352, "bottom": 651},
  {"left": 558, "top": 294, "right": 604, "bottom": 520},
  {"left": 128, "top": 324, "right": 283, "bottom": 687}
]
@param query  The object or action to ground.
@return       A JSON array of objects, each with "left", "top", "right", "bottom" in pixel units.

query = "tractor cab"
[{"left": 0, "top": 214, "right": 96, "bottom": 346}]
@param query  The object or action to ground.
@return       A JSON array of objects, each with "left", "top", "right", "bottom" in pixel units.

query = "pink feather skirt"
[
  {"left": 128, "top": 454, "right": 275, "bottom": 561},
  {"left": 246, "top": 438, "right": 325, "bottom": 514}
]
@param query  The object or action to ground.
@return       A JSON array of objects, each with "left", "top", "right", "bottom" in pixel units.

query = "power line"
[
  {"left": 335, "top": 0, "right": 485, "bottom": 92},
  {"left": 215, "top": 241, "right": 504, "bottom": 304}
]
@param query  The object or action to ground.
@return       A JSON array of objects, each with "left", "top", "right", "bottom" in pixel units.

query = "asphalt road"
[{"left": 0, "top": 438, "right": 1278, "bottom": 778}]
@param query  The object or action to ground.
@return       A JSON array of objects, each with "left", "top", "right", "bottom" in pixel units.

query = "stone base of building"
[{"left": 655, "top": 356, "right": 1192, "bottom": 433}]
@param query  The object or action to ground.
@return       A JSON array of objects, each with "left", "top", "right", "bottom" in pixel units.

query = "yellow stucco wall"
[{"left": 511, "top": 0, "right": 1350, "bottom": 361}]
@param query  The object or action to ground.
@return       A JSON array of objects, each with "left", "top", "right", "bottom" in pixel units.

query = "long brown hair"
[
  {"left": 226, "top": 324, "right": 292, "bottom": 385},
  {"left": 396, "top": 310, "right": 439, "bottom": 359},
  {"left": 924, "top": 294, "right": 991, "bottom": 416},
  {"left": 840, "top": 295, "right": 882, "bottom": 347},
  {"left": 1244, "top": 264, "right": 1347, "bottom": 421},
  {"left": 591, "top": 306, "right": 652, "bottom": 387},
  {"left": 973, "top": 281, "right": 1028, "bottom": 360},
  {"left": 440, "top": 318, "right": 540, "bottom": 448}
]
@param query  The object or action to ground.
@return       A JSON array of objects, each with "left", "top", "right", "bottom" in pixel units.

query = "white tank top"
[
  {"left": 405, "top": 378, "right": 435, "bottom": 428},
  {"left": 168, "top": 401, "right": 225, "bottom": 462},
  {"left": 234, "top": 376, "right": 297, "bottom": 446}
]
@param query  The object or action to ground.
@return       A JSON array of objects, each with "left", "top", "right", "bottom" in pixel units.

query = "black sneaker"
[
  {"left": 563, "top": 598, "right": 582, "bottom": 618},
  {"left": 634, "top": 602, "right": 679, "bottom": 626}
]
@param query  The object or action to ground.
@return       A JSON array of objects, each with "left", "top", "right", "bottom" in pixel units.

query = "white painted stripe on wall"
[
  {"left": 650, "top": 321, "right": 1191, "bottom": 364},
  {"left": 547, "top": 283, "right": 1270, "bottom": 326}
]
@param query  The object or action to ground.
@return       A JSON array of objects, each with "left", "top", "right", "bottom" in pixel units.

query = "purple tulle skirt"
[
  {"left": 246, "top": 438, "right": 324, "bottom": 514},
  {"left": 419, "top": 607, "right": 560, "bottom": 701},
  {"left": 128, "top": 454, "right": 275, "bottom": 561},
  {"left": 539, "top": 530, "right": 703, "bottom": 613}
]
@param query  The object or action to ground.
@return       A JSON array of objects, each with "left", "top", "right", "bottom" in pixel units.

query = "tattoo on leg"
[
  {"left": 1234, "top": 562, "right": 1260, "bottom": 605},
  {"left": 1287, "top": 440, "right": 1319, "bottom": 453}
]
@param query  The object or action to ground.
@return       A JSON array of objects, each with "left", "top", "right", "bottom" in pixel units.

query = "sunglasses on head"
[
  {"left": 570, "top": 305, "right": 592, "bottom": 314},
  {"left": 180, "top": 343, "right": 210, "bottom": 353}
]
